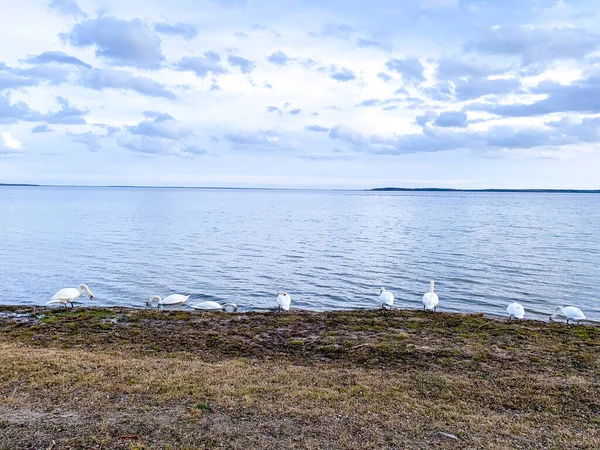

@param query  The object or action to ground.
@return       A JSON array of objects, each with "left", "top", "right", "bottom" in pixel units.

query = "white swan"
[
  {"left": 379, "top": 287, "right": 394, "bottom": 309},
  {"left": 506, "top": 302, "right": 526, "bottom": 320},
  {"left": 550, "top": 306, "right": 586, "bottom": 324},
  {"left": 422, "top": 281, "right": 439, "bottom": 312},
  {"left": 47, "top": 284, "right": 94, "bottom": 308},
  {"left": 276, "top": 292, "right": 291, "bottom": 311},
  {"left": 189, "top": 301, "right": 238, "bottom": 312},
  {"left": 146, "top": 294, "right": 189, "bottom": 307}
]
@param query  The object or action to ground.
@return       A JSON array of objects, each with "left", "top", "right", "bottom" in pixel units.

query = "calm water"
[{"left": 0, "top": 187, "right": 599, "bottom": 321}]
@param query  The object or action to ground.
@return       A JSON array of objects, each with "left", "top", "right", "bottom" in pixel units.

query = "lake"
[{"left": 0, "top": 186, "right": 598, "bottom": 321}]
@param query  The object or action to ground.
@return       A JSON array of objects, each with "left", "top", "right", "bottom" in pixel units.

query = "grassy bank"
[{"left": 0, "top": 306, "right": 599, "bottom": 449}]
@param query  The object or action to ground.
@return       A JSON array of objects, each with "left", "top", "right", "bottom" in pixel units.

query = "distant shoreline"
[
  {"left": 372, "top": 187, "right": 600, "bottom": 193},
  {"left": 1, "top": 183, "right": 599, "bottom": 193}
]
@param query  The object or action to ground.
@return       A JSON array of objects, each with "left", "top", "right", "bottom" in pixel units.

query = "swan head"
[
  {"left": 380, "top": 287, "right": 386, "bottom": 294},
  {"left": 278, "top": 292, "right": 288, "bottom": 297},
  {"left": 78, "top": 284, "right": 93, "bottom": 300}
]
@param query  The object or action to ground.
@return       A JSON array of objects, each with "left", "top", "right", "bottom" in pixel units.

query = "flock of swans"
[{"left": 47, "top": 281, "right": 588, "bottom": 324}]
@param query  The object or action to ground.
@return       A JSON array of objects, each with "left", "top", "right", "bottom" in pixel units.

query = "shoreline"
[
  {"left": 1, "top": 304, "right": 596, "bottom": 326},
  {"left": 1, "top": 306, "right": 598, "bottom": 448}
]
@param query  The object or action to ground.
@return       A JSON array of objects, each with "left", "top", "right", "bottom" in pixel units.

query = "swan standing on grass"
[
  {"left": 276, "top": 292, "right": 291, "bottom": 311},
  {"left": 506, "top": 302, "right": 526, "bottom": 320},
  {"left": 550, "top": 306, "right": 586, "bottom": 324},
  {"left": 422, "top": 281, "right": 439, "bottom": 312},
  {"left": 146, "top": 294, "right": 189, "bottom": 307},
  {"left": 379, "top": 288, "right": 394, "bottom": 309},
  {"left": 47, "top": 284, "right": 94, "bottom": 308},
  {"left": 189, "top": 301, "right": 238, "bottom": 312}
]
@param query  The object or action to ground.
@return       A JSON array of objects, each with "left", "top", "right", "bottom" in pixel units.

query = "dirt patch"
[{"left": 0, "top": 405, "right": 81, "bottom": 426}]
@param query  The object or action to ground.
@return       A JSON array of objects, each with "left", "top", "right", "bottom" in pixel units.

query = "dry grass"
[{"left": 0, "top": 306, "right": 599, "bottom": 449}]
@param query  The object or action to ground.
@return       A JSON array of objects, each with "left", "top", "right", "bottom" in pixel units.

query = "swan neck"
[
  {"left": 147, "top": 296, "right": 161, "bottom": 306},
  {"left": 78, "top": 284, "right": 92, "bottom": 298},
  {"left": 429, "top": 281, "right": 435, "bottom": 293},
  {"left": 551, "top": 306, "right": 562, "bottom": 319}
]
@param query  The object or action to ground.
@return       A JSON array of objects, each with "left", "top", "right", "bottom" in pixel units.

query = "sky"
[{"left": 1, "top": 0, "right": 600, "bottom": 188}]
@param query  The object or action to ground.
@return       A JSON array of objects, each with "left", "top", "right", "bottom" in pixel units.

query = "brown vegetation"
[{"left": 0, "top": 306, "right": 599, "bottom": 449}]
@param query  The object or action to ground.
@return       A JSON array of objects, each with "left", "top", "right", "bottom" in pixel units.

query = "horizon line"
[{"left": 2, "top": 183, "right": 600, "bottom": 193}]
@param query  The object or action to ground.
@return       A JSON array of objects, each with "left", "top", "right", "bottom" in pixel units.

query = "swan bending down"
[
  {"left": 379, "top": 288, "right": 394, "bottom": 309},
  {"left": 422, "top": 281, "right": 439, "bottom": 312},
  {"left": 506, "top": 302, "right": 526, "bottom": 320},
  {"left": 47, "top": 284, "right": 94, "bottom": 308},
  {"left": 276, "top": 292, "right": 291, "bottom": 311},
  {"left": 189, "top": 301, "right": 238, "bottom": 312},
  {"left": 146, "top": 294, "right": 189, "bottom": 307},
  {"left": 550, "top": 306, "right": 586, "bottom": 324}
]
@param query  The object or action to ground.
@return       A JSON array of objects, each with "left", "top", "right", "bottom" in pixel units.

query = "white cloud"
[{"left": 1, "top": 132, "right": 22, "bottom": 153}]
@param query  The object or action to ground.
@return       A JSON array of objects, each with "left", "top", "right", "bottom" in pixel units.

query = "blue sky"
[{"left": 1, "top": 0, "right": 600, "bottom": 188}]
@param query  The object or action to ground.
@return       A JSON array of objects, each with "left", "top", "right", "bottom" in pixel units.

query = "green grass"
[{"left": 195, "top": 403, "right": 212, "bottom": 413}]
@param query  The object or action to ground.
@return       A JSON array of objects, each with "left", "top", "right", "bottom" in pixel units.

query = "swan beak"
[{"left": 89, "top": 295, "right": 94, "bottom": 300}]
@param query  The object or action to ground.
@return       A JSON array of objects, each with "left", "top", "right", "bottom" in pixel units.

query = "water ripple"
[{"left": 0, "top": 187, "right": 599, "bottom": 322}]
